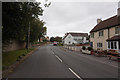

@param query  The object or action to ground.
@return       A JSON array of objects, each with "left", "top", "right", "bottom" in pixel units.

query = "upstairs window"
[
  {"left": 99, "top": 31, "right": 104, "bottom": 37},
  {"left": 115, "top": 26, "right": 120, "bottom": 35},
  {"left": 90, "top": 33, "right": 94, "bottom": 38}
]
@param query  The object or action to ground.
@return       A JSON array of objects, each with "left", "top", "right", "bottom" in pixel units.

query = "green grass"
[{"left": 2, "top": 48, "right": 34, "bottom": 68}]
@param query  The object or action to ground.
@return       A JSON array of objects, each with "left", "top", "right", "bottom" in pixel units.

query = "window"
[
  {"left": 69, "top": 41, "right": 71, "bottom": 44},
  {"left": 99, "top": 31, "right": 104, "bottom": 37},
  {"left": 114, "top": 42, "right": 117, "bottom": 49},
  {"left": 115, "top": 26, "right": 120, "bottom": 35},
  {"left": 111, "top": 42, "right": 113, "bottom": 49},
  {"left": 90, "top": 33, "right": 94, "bottom": 38},
  {"left": 107, "top": 41, "right": 118, "bottom": 49},
  {"left": 108, "top": 42, "right": 110, "bottom": 48},
  {"left": 97, "top": 43, "right": 102, "bottom": 48},
  {"left": 119, "top": 41, "right": 120, "bottom": 49}
]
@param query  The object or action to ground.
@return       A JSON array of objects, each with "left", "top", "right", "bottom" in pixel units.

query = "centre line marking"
[
  {"left": 52, "top": 52, "right": 55, "bottom": 54},
  {"left": 55, "top": 55, "right": 63, "bottom": 62},
  {"left": 68, "top": 68, "right": 83, "bottom": 80}
]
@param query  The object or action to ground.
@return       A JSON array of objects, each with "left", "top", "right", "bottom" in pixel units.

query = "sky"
[{"left": 37, "top": 0, "right": 119, "bottom": 37}]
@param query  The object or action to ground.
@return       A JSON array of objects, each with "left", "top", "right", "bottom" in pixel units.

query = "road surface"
[{"left": 7, "top": 44, "right": 119, "bottom": 79}]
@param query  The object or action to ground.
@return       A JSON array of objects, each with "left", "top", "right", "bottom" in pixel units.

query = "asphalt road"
[{"left": 7, "top": 44, "right": 119, "bottom": 79}]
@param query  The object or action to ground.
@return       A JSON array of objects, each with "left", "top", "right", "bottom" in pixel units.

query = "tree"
[
  {"left": 50, "top": 37, "right": 55, "bottom": 42},
  {"left": 50, "top": 36, "right": 62, "bottom": 42},
  {"left": 55, "top": 36, "right": 62, "bottom": 43},
  {"left": 2, "top": 1, "right": 51, "bottom": 48},
  {"left": 30, "top": 19, "right": 47, "bottom": 43},
  {"left": 2, "top": 2, "right": 23, "bottom": 43},
  {"left": 2, "top": 2, "right": 44, "bottom": 43},
  {"left": 38, "top": 26, "right": 47, "bottom": 42}
]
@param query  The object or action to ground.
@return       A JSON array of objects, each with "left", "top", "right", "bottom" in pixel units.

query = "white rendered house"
[{"left": 63, "top": 32, "right": 89, "bottom": 45}]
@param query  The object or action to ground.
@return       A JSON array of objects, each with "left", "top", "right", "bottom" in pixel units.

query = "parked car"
[{"left": 53, "top": 41, "right": 57, "bottom": 46}]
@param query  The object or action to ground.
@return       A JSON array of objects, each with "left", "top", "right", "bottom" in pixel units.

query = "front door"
[{"left": 90, "top": 42, "right": 93, "bottom": 48}]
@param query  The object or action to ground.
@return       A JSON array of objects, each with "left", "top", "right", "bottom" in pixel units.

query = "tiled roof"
[
  {"left": 63, "top": 32, "right": 88, "bottom": 40},
  {"left": 69, "top": 32, "right": 88, "bottom": 37},
  {"left": 106, "top": 35, "right": 120, "bottom": 41},
  {"left": 63, "top": 33, "right": 69, "bottom": 40},
  {"left": 90, "top": 15, "right": 120, "bottom": 33}
]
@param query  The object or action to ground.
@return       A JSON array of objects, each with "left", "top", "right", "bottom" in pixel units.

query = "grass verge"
[{"left": 2, "top": 48, "right": 34, "bottom": 69}]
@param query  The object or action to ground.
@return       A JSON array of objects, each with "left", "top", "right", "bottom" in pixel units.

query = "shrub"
[
  {"left": 58, "top": 43, "right": 63, "bottom": 46},
  {"left": 88, "top": 47, "right": 92, "bottom": 51},
  {"left": 82, "top": 46, "right": 86, "bottom": 50},
  {"left": 72, "top": 43, "right": 75, "bottom": 45}
]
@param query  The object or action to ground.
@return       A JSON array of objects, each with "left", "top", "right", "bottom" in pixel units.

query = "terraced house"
[{"left": 90, "top": 5, "right": 120, "bottom": 53}]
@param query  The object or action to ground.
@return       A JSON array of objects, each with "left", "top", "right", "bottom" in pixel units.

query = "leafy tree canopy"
[
  {"left": 2, "top": 2, "right": 49, "bottom": 43},
  {"left": 50, "top": 36, "right": 62, "bottom": 42}
]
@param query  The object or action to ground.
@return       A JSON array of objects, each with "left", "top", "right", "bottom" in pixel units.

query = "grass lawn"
[{"left": 2, "top": 48, "right": 34, "bottom": 68}]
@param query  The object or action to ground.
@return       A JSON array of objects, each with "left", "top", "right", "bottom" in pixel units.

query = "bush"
[
  {"left": 88, "top": 47, "right": 92, "bottom": 51},
  {"left": 82, "top": 46, "right": 86, "bottom": 50},
  {"left": 58, "top": 43, "right": 63, "bottom": 46}
]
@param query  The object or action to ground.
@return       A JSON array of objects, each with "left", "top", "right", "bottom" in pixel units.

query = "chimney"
[
  {"left": 117, "top": 1, "right": 120, "bottom": 17},
  {"left": 97, "top": 18, "right": 102, "bottom": 24}
]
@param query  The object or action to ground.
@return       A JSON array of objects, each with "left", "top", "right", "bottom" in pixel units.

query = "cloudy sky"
[{"left": 38, "top": 0, "right": 119, "bottom": 37}]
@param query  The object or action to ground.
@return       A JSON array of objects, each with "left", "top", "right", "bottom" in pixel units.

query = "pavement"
[{"left": 7, "top": 44, "right": 119, "bottom": 79}]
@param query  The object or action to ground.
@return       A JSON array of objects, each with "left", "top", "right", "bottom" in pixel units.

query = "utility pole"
[
  {"left": 27, "top": 22, "right": 30, "bottom": 52},
  {"left": 26, "top": 2, "right": 31, "bottom": 52}
]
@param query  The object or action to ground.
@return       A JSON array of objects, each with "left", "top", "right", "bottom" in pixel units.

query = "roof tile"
[{"left": 90, "top": 15, "right": 120, "bottom": 33}]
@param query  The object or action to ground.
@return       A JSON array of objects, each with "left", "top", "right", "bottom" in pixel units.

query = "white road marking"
[
  {"left": 68, "top": 68, "right": 83, "bottom": 80},
  {"left": 55, "top": 55, "right": 63, "bottom": 62},
  {"left": 52, "top": 52, "right": 55, "bottom": 54}
]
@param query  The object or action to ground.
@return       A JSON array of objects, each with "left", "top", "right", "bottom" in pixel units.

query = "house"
[
  {"left": 90, "top": 4, "right": 120, "bottom": 53},
  {"left": 63, "top": 32, "right": 89, "bottom": 45}
]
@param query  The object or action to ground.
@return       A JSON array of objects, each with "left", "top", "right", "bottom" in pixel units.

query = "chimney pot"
[
  {"left": 118, "top": 1, "right": 120, "bottom": 8},
  {"left": 97, "top": 18, "right": 102, "bottom": 24},
  {"left": 118, "top": 1, "right": 120, "bottom": 17}
]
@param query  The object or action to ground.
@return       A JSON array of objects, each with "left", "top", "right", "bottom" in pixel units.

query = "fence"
[{"left": 63, "top": 45, "right": 82, "bottom": 51}]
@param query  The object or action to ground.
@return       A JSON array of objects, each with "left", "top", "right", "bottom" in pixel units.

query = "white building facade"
[{"left": 63, "top": 33, "right": 89, "bottom": 45}]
